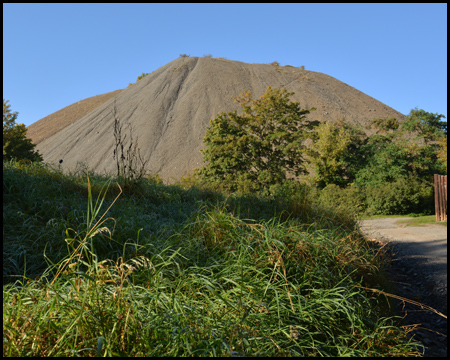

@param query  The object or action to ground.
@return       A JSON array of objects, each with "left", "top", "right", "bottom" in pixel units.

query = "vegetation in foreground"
[
  {"left": 4, "top": 86, "right": 445, "bottom": 356},
  {"left": 3, "top": 160, "right": 425, "bottom": 356}
]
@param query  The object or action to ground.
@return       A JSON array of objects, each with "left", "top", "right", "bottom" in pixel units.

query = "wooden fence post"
[{"left": 434, "top": 174, "right": 447, "bottom": 222}]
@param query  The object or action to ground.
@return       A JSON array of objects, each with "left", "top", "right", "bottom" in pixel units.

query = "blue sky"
[{"left": 3, "top": 3, "right": 447, "bottom": 127}]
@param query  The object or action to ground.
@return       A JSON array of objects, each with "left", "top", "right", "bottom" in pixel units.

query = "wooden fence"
[{"left": 434, "top": 174, "right": 447, "bottom": 222}]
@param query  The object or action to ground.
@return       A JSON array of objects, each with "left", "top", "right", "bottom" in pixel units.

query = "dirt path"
[{"left": 359, "top": 218, "right": 447, "bottom": 357}]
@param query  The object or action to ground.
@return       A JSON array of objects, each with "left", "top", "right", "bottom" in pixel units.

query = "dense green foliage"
[
  {"left": 307, "top": 119, "right": 367, "bottom": 188},
  {"left": 401, "top": 107, "right": 446, "bottom": 144},
  {"left": 3, "top": 159, "right": 423, "bottom": 356},
  {"left": 308, "top": 111, "right": 446, "bottom": 215},
  {"left": 435, "top": 135, "right": 447, "bottom": 171},
  {"left": 196, "top": 86, "right": 319, "bottom": 194},
  {"left": 197, "top": 86, "right": 445, "bottom": 215},
  {"left": 403, "top": 108, "right": 447, "bottom": 173},
  {"left": 355, "top": 112, "right": 445, "bottom": 214},
  {"left": 3, "top": 99, "right": 43, "bottom": 162}
]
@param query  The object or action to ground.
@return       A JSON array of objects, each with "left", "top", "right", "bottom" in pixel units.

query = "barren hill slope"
[
  {"left": 27, "top": 89, "right": 124, "bottom": 146},
  {"left": 31, "top": 57, "right": 407, "bottom": 180}
]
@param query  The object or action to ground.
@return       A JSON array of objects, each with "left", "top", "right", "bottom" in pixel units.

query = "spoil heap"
[{"left": 28, "top": 57, "right": 406, "bottom": 180}]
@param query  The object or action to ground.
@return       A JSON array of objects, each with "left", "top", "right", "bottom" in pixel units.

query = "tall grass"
[{"left": 3, "top": 159, "right": 424, "bottom": 356}]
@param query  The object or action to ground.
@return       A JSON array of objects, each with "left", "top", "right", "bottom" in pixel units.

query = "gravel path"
[{"left": 359, "top": 218, "right": 447, "bottom": 357}]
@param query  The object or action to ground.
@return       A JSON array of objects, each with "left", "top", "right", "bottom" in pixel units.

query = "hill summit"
[{"left": 27, "top": 56, "right": 406, "bottom": 180}]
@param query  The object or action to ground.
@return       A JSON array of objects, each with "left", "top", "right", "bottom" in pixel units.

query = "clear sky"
[{"left": 3, "top": 3, "right": 447, "bottom": 127}]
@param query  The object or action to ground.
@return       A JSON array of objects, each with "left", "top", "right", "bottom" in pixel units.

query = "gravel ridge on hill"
[{"left": 29, "top": 57, "right": 406, "bottom": 180}]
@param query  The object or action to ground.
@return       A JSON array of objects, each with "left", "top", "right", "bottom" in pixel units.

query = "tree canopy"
[
  {"left": 195, "top": 86, "right": 445, "bottom": 215},
  {"left": 3, "top": 99, "right": 43, "bottom": 162},
  {"left": 306, "top": 109, "right": 446, "bottom": 215},
  {"left": 196, "top": 86, "right": 319, "bottom": 193},
  {"left": 306, "top": 120, "right": 367, "bottom": 188},
  {"left": 401, "top": 107, "right": 446, "bottom": 143}
]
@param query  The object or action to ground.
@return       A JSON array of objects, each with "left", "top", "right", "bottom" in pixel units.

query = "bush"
[
  {"left": 318, "top": 184, "right": 366, "bottom": 216},
  {"left": 365, "top": 175, "right": 434, "bottom": 215},
  {"left": 136, "top": 72, "right": 149, "bottom": 82}
]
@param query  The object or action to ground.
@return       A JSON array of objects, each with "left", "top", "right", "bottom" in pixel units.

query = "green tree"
[
  {"left": 435, "top": 135, "right": 447, "bottom": 172},
  {"left": 309, "top": 111, "right": 446, "bottom": 215},
  {"left": 307, "top": 120, "right": 367, "bottom": 188},
  {"left": 400, "top": 108, "right": 447, "bottom": 175},
  {"left": 368, "top": 117, "right": 400, "bottom": 135},
  {"left": 352, "top": 112, "right": 445, "bottom": 215},
  {"left": 400, "top": 109, "right": 446, "bottom": 176},
  {"left": 196, "top": 86, "right": 319, "bottom": 193},
  {"left": 354, "top": 138, "right": 411, "bottom": 187},
  {"left": 401, "top": 108, "right": 446, "bottom": 144},
  {"left": 3, "top": 99, "right": 43, "bottom": 162},
  {"left": 356, "top": 111, "right": 446, "bottom": 187}
]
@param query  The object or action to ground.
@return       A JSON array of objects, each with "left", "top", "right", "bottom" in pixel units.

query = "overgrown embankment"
[{"left": 3, "top": 160, "right": 423, "bottom": 356}]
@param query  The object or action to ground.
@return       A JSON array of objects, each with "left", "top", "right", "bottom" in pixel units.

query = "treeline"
[
  {"left": 4, "top": 86, "right": 447, "bottom": 216},
  {"left": 195, "top": 87, "right": 447, "bottom": 216}
]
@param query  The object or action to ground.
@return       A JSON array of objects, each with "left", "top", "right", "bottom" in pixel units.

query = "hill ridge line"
[{"left": 29, "top": 57, "right": 406, "bottom": 180}]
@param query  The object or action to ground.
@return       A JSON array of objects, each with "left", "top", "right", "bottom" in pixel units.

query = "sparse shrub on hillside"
[
  {"left": 369, "top": 117, "right": 400, "bottom": 134},
  {"left": 3, "top": 99, "right": 43, "bottom": 162},
  {"left": 136, "top": 72, "right": 149, "bottom": 82},
  {"left": 299, "top": 65, "right": 305, "bottom": 70},
  {"left": 112, "top": 99, "right": 149, "bottom": 187},
  {"left": 270, "top": 61, "right": 280, "bottom": 66},
  {"left": 127, "top": 72, "right": 150, "bottom": 87},
  {"left": 203, "top": 54, "right": 212, "bottom": 58},
  {"left": 179, "top": 53, "right": 190, "bottom": 57}
]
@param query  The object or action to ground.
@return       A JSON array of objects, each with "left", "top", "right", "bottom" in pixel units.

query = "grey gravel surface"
[{"left": 359, "top": 217, "right": 447, "bottom": 357}]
